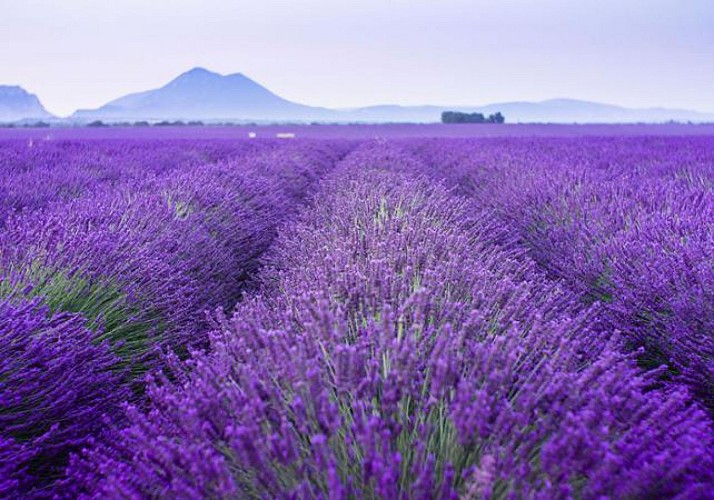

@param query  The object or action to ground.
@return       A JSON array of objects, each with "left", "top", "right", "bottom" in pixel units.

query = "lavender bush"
[
  {"left": 0, "top": 139, "right": 274, "bottom": 227},
  {"left": 74, "top": 146, "right": 713, "bottom": 498},
  {"left": 411, "top": 136, "right": 714, "bottom": 410},
  {"left": 0, "top": 297, "right": 126, "bottom": 498},
  {"left": 0, "top": 138, "right": 349, "bottom": 497},
  {"left": 1, "top": 132, "right": 712, "bottom": 498}
]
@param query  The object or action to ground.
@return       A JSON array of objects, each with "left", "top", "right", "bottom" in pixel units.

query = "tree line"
[{"left": 441, "top": 111, "right": 505, "bottom": 124}]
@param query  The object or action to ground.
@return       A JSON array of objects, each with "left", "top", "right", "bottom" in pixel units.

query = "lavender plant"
[
  {"left": 411, "top": 136, "right": 714, "bottom": 410},
  {"left": 3, "top": 133, "right": 712, "bottom": 497},
  {"left": 0, "top": 139, "right": 271, "bottom": 227},
  {"left": 0, "top": 139, "right": 349, "bottom": 497},
  {"left": 75, "top": 149, "right": 713, "bottom": 498},
  {"left": 0, "top": 297, "right": 126, "bottom": 498}
]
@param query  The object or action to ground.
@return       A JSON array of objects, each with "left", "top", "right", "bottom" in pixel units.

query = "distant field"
[
  {"left": 3, "top": 122, "right": 714, "bottom": 141},
  {"left": 2, "top": 129, "right": 713, "bottom": 497}
]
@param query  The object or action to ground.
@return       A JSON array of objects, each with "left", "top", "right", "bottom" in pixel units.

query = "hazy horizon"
[{"left": 2, "top": 0, "right": 713, "bottom": 116}]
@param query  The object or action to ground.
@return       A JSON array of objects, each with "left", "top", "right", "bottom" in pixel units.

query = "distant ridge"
[
  {"left": 72, "top": 67, "right": 334, "bottom": 122},
  {"left": 6, "top": 68, "right": 713, "bottom": 124},
  {"left": 465, "top": 98, "right": 714, "bottom": 124},
  {"left": 0, "top": 86, "right": 54, "bottom": 122},
  {"left": 343, "top": 99, "right": 714, "bottom": 123}
]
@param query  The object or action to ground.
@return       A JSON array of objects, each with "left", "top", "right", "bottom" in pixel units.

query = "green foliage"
[
  {"left": 442, "top": 111, "right": 505, "bottom": 124},
  {"left": 0, "top": 263, "right": 162, "bottom": 380}
]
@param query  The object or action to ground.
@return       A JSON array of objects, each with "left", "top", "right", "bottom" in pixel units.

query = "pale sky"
[{"left": 1, "top": 0, "right": 713, "bottom": 116}]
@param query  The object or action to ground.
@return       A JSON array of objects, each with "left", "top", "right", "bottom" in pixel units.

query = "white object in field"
[
  {"left": 248, "top": 132, "right": 257, "bottom": 138},
  {"left": 276, "top": 132, "right": 296, "bottom": 139}
]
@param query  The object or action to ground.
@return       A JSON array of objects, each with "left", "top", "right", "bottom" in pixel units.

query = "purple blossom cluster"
[
  {"left": 72, "top": 143, "right": 713, "bottom": 498},
  {"left": 0, "top": 139, "right": 275, "bottom": 227},
  {"left": 410, "top": 137, "right": 714, "bottom": 409},
  {"left": 0, "top": 138, "right": 348, "bottom": 497},
  {"left": 1, "top": 132, "right": 713, "bottom": 498},
  {"left": 0, "top": 297, "right": 125, "bottom": 497}
]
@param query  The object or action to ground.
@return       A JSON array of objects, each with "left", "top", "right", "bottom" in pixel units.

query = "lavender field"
[{"left": 1, "top": 127, "right": 713, "bottom": 498}]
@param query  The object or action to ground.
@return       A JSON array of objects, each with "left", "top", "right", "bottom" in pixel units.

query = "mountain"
[
  {"left": 467, "top": 98, "right": 714, "bottom": 123},
  {"left": 340, "top": 99, "right": 714, "bottom": 123},
  {"left": 69, "top": 68, "right": 714, "bottom": 123},
  {"left": 72, "top": 67, "right": 334, "bottom": 122},
  {"left": 0, "top": 86, "right": 54, "bottom": 122}
]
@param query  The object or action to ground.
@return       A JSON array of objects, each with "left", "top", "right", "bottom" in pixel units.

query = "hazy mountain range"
[
  {"left": 0, "top": 86, "right": 54, "bottom": 122},
  {"left": 2, "top": 68, "right": 714, "bottom": 124}
]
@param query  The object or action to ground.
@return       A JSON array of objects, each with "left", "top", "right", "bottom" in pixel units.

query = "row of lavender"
[
  {"left": 0, "top": 139, "right": 279, "bottom": 227},
  {"left": 0, "top": 139, "right": 350, "bottom": 497},
  {"left": 67, "top": 143, "right": 712, "bottom": 497},
  {"left": 409, "top": 137, "right": 714, "bottom": 410}
]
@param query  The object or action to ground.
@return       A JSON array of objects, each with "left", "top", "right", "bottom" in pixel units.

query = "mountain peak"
[
  {"left": 170, "top": 67, "right": 222, "bottom": 83},
  {"left": 0, "top": 84, "right": 21, "bottom": 91},
  {"left": 184, "top": 66, "right": 220, "bottom": 76},
  {"left": 0, "top": 85, "right": 32, "bottom": 97},
  {"left": 0, "top": 85, "right": 53, "bottom": 122},
  {"left": 183, "top": 68, "right": 255, "bottom": 83},
  {"left": 72, "top": 67, "right": 329, "bottom": 121}
]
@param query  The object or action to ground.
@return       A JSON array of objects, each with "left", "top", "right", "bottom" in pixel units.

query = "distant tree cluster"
[
  {"left": 441, "top": 111, "right": 505, "bottom": 124},
  {"left": 82, "top": 120, "right": 205, "bottom": 128},
  {"left": 154, "top": 120, "right": 205, "bottom": 127},
  {"left": 19, "top": 121, "right": 51, "bottom": 128}
]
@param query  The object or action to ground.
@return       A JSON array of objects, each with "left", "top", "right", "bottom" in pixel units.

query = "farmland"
[{"left": 1, "top": 126, "right": 713, "bottom": 498}]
